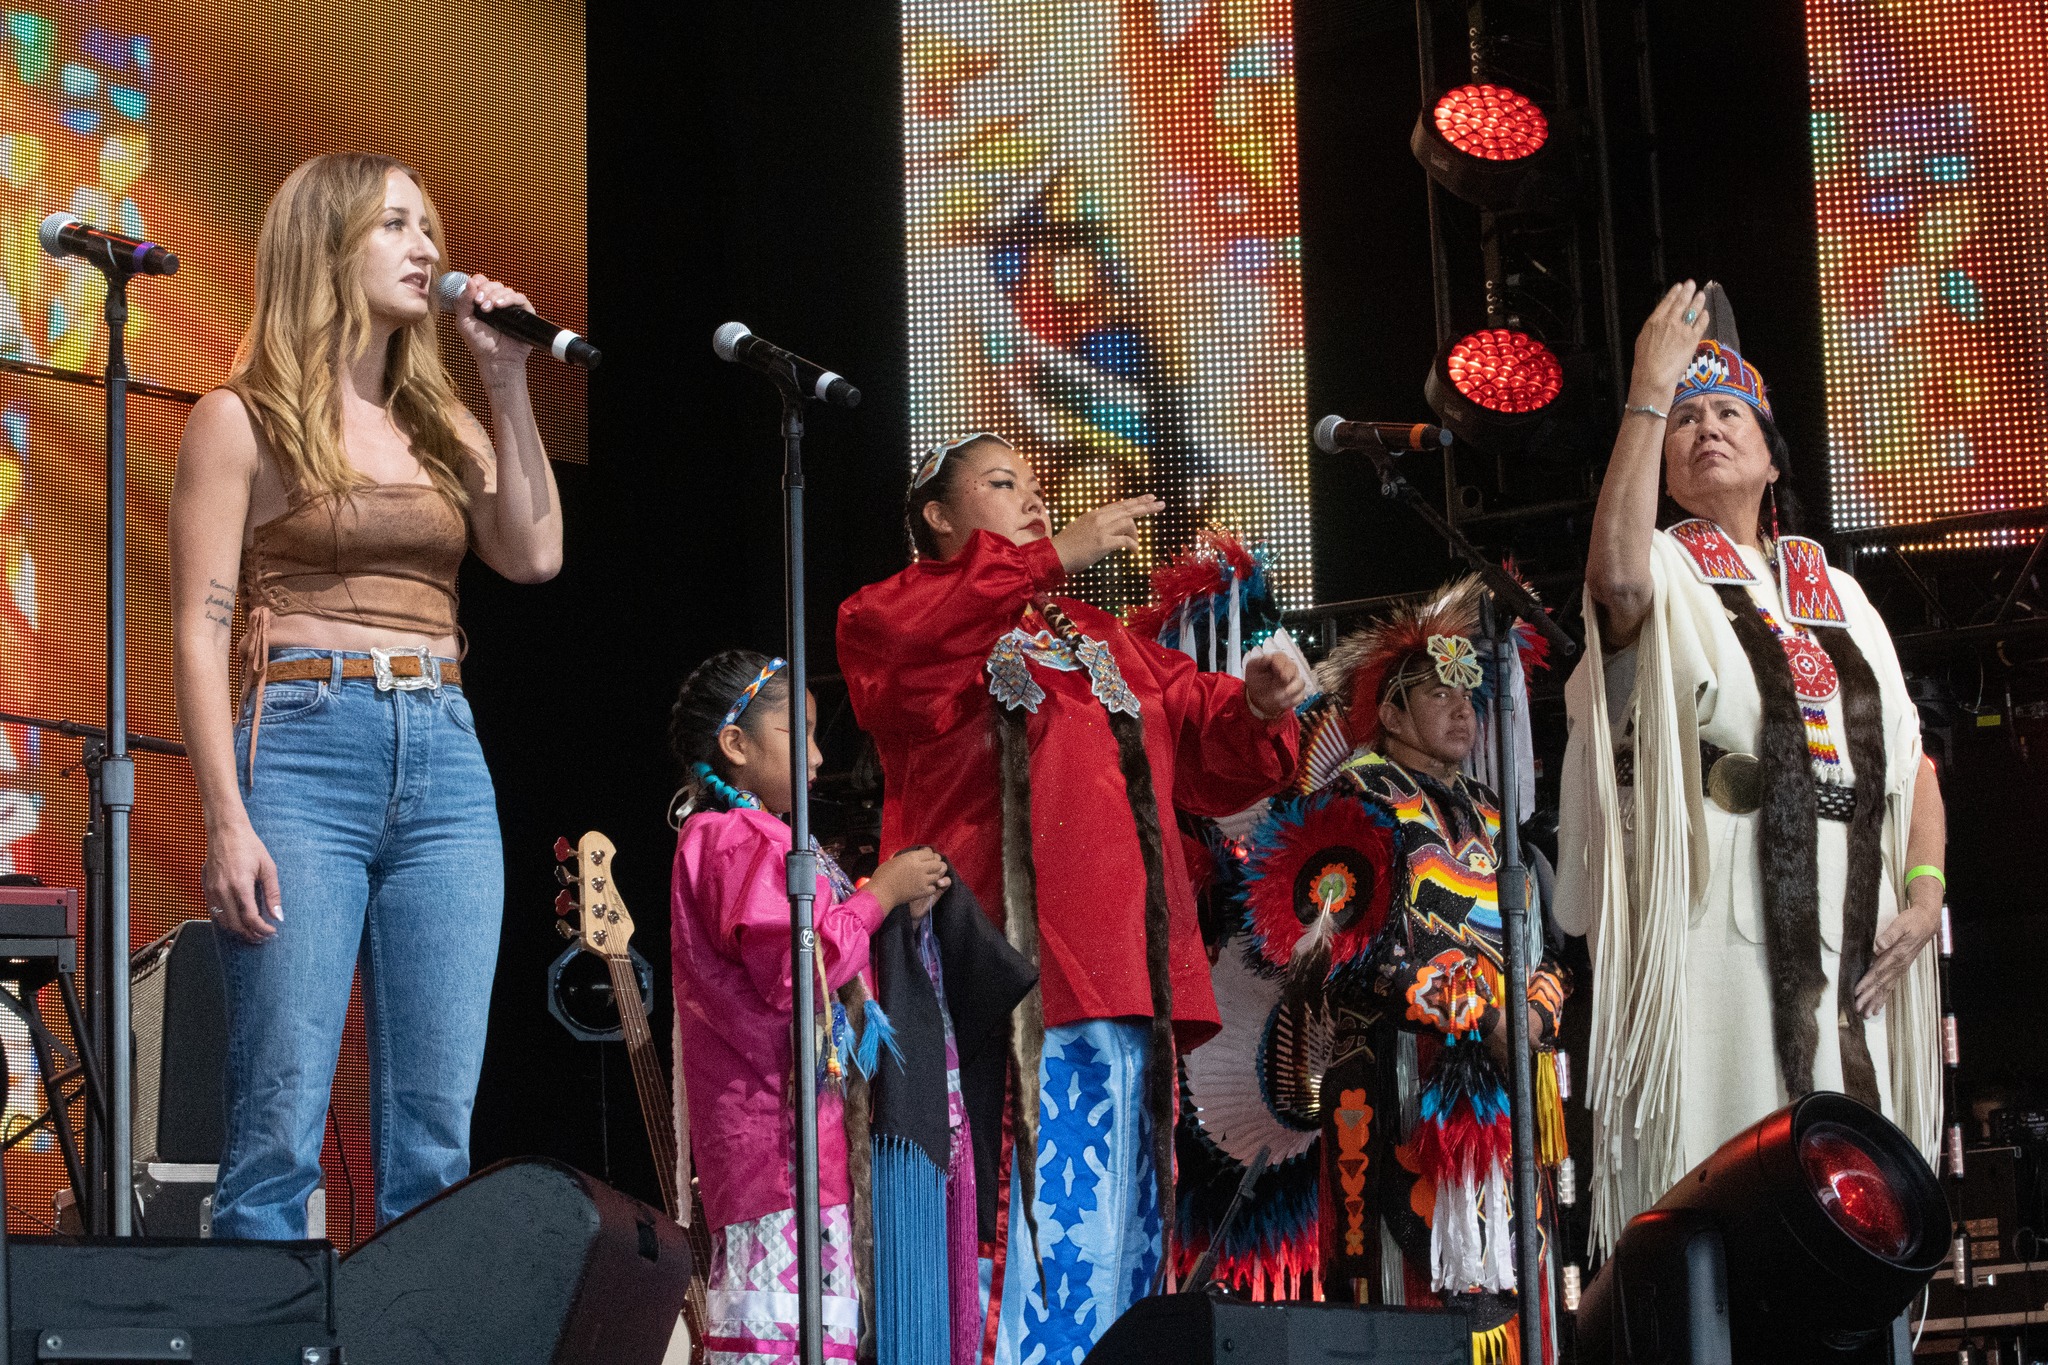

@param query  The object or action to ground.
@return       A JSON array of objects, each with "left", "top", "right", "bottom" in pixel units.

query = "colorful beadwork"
[
  {"left": 1780, "top": 633, "right": 1842, "bottom": 703},
  {"left": 1668, "top": 518, "right": 1759, "bottom": 585},
  {"left": 719, "top": 657, "right": 788, "bottom": 732},
  {"left": 985, "top": 621, "right": 1142, "bottom": 718},
  {"left": 1672, "top": 339, "right": 1773, "bottom": 419},
  {"left": 1777, "top": 536, "right": 1848, "bottom": 627},
  {"left": 1427, "top": 633, "right": 1485, "bottom": 689}
]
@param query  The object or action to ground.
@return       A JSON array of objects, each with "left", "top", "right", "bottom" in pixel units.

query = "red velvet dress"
[{"left": 836, "top": 530, "right": 1300, "bottom": 1048}]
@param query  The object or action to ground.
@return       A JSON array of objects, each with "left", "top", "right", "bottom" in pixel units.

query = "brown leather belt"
[{"left": 263, "top": 654, "right": 461, "bottom": 688}]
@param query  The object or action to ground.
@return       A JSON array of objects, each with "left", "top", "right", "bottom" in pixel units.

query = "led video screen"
[
  {"left": 904, "top": 0, "right": 1311, "bottom": 610},
  {"left": 1809, "top": 0, "right": 2048, "bottom": 532},
  {"left": 0, "top": 0, "right": 586, "bottom": 1242}
]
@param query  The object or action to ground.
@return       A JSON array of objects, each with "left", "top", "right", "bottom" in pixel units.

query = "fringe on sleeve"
[{"left": 1578, "top": 548, "right": 1699, "bottom": 1257}]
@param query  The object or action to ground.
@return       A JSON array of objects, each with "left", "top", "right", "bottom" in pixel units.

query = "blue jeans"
[{"left": 211, "top": 649, "right": 503, "bottom": 1239}]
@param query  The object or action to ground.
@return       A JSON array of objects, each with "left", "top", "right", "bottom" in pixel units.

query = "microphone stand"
[
  {"left": 98, "top": 269, "right": 141, "bottom": 1236},
  {"left": 772, "top": 372, "right": 825, "bottom": 1365},
  {"left": 0, "top": 709, "right": 180, "bottom": 1234},
  {"left": 1340, "top": 434, "right": 1575, "bottom": 1358}
]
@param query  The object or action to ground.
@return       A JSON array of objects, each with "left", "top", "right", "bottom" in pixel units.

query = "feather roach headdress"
[{"left": 1314, "top": 574, "right": 1550, "bottom": 751}]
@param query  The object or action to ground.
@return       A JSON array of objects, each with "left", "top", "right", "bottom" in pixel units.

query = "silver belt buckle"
[{"left": 370, "top": 646, "right": 438, "bottom": 692}]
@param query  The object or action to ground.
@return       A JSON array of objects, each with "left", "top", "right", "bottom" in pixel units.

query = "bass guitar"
[{"left": 553, "top": 831, "right": 715, "bottom": 1361}]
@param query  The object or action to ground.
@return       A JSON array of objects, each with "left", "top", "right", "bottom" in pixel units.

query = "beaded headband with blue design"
[
  {"left": 720, "top": 657, "right": 787, "bottom": 731},
  {"left": 1673, "top": 340, "right": 1772, "bottom": 420},
  {"left": 912, "top": 430, "right": 1005, "bottom": 490}
]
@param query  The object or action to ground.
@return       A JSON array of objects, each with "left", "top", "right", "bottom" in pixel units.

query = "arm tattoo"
[{"left": 204, "top": 578, "right": 235, "bottom": 631}]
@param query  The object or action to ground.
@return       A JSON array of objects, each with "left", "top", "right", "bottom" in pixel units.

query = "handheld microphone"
[
  {"left": 39, "top": 212, "right": 178, "bottom": 276},
  {"left": 1314, "top": 416, "right": 1453, "bottom": 455},
  {"left": 712, "top": 323, "right": 861, "bottom": 408},
  {"left": 435, "top": 272, "right": 600, "bottom": 369}
]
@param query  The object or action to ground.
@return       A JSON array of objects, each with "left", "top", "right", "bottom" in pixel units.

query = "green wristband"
[{"left": 1905, "top": 864, "right": 1945, "bottom": 890}]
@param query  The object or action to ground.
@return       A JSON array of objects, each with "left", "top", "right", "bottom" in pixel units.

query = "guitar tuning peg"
[
  {"left": 554, "top": 864, "right": 576, "bottom": 887},
  {"left": 554, "top": 919, "right": 577, "bottom": 941},
  {"left": 553, "top": 836, "right": 574, "bottom": 862},
  {"left": 554, "top": 888, "right": 576, "bottom": 917}
]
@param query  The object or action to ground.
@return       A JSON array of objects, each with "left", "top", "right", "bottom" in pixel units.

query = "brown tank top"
[{"left": 239, "top": 483, "right": 468, "bottom": 688}]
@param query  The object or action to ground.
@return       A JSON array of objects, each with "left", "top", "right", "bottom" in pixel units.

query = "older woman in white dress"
[{"left": 1556, "top": 282, "right": 1947, "bottom": 1252}]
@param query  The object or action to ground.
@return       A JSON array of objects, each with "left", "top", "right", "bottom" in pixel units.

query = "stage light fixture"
[
  {"left": 1410, "top": 83, "right": 1569, "bottom": 214},
  {"left": 1576, "top": 1092, "right": 1949, "bottom": 1365},
  {"left": 1422, "top": 326, "right": 1565, "bottom": 453}
]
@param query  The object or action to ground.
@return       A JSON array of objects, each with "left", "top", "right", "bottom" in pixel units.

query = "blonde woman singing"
[{"left": 169, "top": 153, "right": 562, "bottom": 1237}]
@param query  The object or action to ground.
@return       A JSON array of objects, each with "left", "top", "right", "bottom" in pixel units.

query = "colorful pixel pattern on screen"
[
  {"left": 1809, "top": 0, "right": 2048, "bottom": 533},
  {"left": 905, "top": 0, "right": 1311, "bottom": 610}
]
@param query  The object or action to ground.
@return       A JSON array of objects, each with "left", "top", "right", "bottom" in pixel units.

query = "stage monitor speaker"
[
  {"left": 131, "top": 918, "right": 227, "bottom": 1164},
  {"left": 5, "top": 1235, "right": 339, "bottom": 1362},
  {"left": 1080, "top": 1294, "right": 1472, "bottom": 1365},
  {"left": 337, "top": 1157, "right": 691, "bottom": 1365}
]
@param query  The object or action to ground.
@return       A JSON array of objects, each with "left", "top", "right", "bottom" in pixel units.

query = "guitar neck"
[{"left": 606, "top": 954, "right": 681, "bottom": 1221}]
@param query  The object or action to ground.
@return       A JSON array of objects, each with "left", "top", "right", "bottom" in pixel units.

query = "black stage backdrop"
[{"left": 459, "top": 0, "right": 1865, "bottom": 1205}]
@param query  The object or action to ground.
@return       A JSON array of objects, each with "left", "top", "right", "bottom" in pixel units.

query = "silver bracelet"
[{"left": 1625, "top": 402, "right": 1668, "bottom": 421}]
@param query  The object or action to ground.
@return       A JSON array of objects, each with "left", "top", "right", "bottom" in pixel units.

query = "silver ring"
[
  {"left": 1683, "top": 308, "right": 1699, "bottom": 323},
  {"left": 206, "top": 906, "right": 224, "bottom": 918}
]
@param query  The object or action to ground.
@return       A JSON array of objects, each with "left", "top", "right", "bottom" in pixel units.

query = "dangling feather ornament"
[{"left": 1126, "top": 529, "right": 1279, "bottom": 675}]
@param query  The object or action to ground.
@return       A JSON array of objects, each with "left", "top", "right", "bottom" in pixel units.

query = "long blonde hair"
[{"left": 229, "top": 153, "right": 471, "bottom": 506}]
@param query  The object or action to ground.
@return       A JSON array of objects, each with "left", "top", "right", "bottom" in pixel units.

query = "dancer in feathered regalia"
[
  {"left": 1177, "top": 576, "right": 1568, "bottom": 1364},
  {"left": 1312, "top": 580, "right": 1568, "bottom": 1362}
]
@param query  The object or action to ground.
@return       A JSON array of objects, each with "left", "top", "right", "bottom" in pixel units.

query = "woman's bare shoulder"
[{"left": 180, "top": 388, "right": 264, "bottom": 476}]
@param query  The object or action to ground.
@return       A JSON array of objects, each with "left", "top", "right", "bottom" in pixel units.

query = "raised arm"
[
  {"left": 169, "top": 389, "right": 279, "bottom": 943},
  {"left": 452, "top": 273, "right": 563, "bottom": 584},
  {"left": 1585, "top": 281, "right": 1710, "bottom": 648},
  {"left": 837, "top": 531, "right": 1069, "bottom": 737}
]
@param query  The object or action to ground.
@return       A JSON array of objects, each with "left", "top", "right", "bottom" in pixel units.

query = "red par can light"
[
  {"left": 1411, "top": 82, "right": 1571, "bottom": 214},
  {"left": 1434, "top": 84, "right": 1550, "bottom": 161},
  {"left": 1424, "top": 327, "right": 1566, "bottom": 453}
]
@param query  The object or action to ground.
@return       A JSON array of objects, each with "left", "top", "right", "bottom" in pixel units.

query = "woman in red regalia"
[{"left": 837, "top": 433, "right": 1306, "bottom": 1363}]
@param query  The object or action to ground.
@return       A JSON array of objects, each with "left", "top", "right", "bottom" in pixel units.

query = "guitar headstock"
[{"left": 551, "top": 831, "right": 636, "bottom": 958}]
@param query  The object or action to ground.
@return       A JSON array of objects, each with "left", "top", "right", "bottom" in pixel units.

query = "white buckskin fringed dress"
[{"left": 1555, "top": 519, "right": 1940, "bottom": 1253}]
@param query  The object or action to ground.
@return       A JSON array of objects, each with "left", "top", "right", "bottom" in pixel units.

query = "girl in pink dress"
[{"left": 668, "top": 650, "right": 950, "bottom": 1362}]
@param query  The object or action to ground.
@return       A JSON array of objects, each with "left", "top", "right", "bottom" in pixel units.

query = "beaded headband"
[
  {"left": 1673, "top": 340, "right": 1772, "bottom": 420},
  {"left": 720, "top": 657, "right": 787, "bottom": 731},
  {"left": 912, "top": 430, "right": 1005, "bottom": 490}
]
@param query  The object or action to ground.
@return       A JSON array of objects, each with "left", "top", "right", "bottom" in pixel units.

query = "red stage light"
[
  {"left": 1445, "top": 329, "right": 1564, "bottom": 414},
  {"left": 1433, "top": 84, "right": 1549, "bottom": 162},
  {"left": 1799, "top": 1121, "right": 1913, "bottom": 1259}
]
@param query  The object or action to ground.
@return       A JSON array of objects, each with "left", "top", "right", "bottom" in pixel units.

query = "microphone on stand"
[
  {"left": 436, "top": 272, "right": 600, "bottom": 369},
  {"left": 38, "top": 212, "right": 179, "bottom": 276},
  {"left": 713, "top": 323, "right": 861, "bottom": 408},
  {"left": 1313, "top": 415, "right": 1453, "bottom": 455}
]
